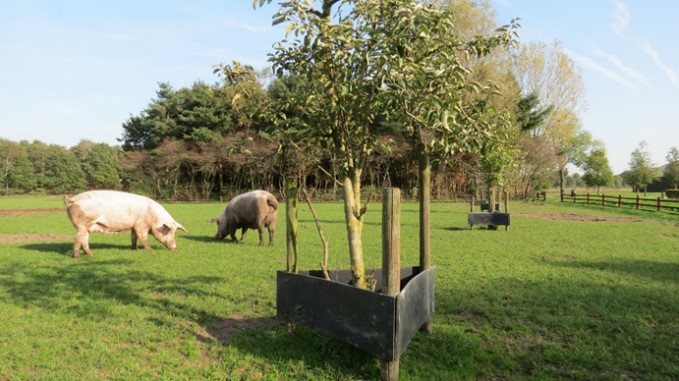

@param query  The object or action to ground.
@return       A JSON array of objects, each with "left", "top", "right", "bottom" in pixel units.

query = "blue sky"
[{"left": 1, "top": 1, "right": 677, "bottom": 174}]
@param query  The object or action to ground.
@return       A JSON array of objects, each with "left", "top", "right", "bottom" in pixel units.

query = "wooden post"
[
  {"left": 381, "top": 188, "right": 400, "bottom": 381},
  {"left": 504, "top": 191, "right": 509, "bottom": 213},
  {"left": 470, "top": 195, "right": 474, "bottom": 213},
  {"left": 636, "top": 194, "right": 640, "bottom": 209},
  {"left": 418, "top": 148, "right": 432, "bottom": 333},
  {"left": 602, "top": 193, "right": 606, "bottom": 206},
  {"left": 285, "top": 179, "right": 299, "bottom": 273},
  {"left": 618, "top": 194, "right": 622, "bottom": 208},
  {"left": 657, "top": 197, "right": 661, "bottom": 212}
]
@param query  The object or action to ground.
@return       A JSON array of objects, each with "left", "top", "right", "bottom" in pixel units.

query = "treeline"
[
  {"left": 0, "top": 76, "right": 580, "bottom": 200},
  {"left": 2, "top": 1, "right": 610, "bottom": 201}
]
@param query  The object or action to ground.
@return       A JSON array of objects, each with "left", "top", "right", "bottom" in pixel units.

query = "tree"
[
  {"left": 262, "top": 0, "right": 392, "bottom": 289},
  {"left": 72, "top": 140, "right": 121, "bottom": 189},
  {"left": 24, "top": 140, "right": 52, "bottom": 192},
  {"left": 376, "top": 1, "right": 517, "bottom": 280},
  {"left": 582, "top": 148, "right": 613, "bottom": 194},
  {"left": 43, "top": 145, "right": 87, "bottom": 194},
  {"left": 120, "top": 81, "right": 239, "bottom": 150},
  {"left": 512, "top": 41, "right": 589, "bottom": 197},
  {"left": 663, "top": 146, "right": 679, "bottom": 189},
  {"left": 0, "top": 139, "right": 37, "bottom": 195},
  {"left": 512, "top": 135, "right": 555, "bottom": 196},
  {"left": 624, "top": 141, "right": 656, "bottom": 195},
  {"left": 516, "top": 92, "right": 553, "bottom": 134},
  {"left": 258, "top": 0, "right": 517, "bottom": 289}
]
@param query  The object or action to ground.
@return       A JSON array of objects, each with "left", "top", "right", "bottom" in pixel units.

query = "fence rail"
[{"left": 561, "top": 193, "right": 679, "bottom": 214}]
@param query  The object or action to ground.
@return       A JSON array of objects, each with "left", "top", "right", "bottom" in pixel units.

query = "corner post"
[{"left": 381, "top": 188, "right": 401, "bottom": 381}]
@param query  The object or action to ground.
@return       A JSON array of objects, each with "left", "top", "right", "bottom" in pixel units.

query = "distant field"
[{"left": 0, "top": 196, "right": 677, "bottom": 380}]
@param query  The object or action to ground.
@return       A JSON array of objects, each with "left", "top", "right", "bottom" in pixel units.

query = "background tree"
[
  {"left": 72, "top": 140, "right": 121, "bottom": 189},
  {"left": 512, "top": 41, "right": 589, "bottom": 197},
  {"left": 24, "top": 140, "right": 51, "bottom": 192},
  {"left": 42, "top": 145, "right": 87, "bottom": 194},
  {"left": 516, "top": 92, "right": 553, "bottom": 134},
  {"left": 120, "top": 82, "right": 235, "bottom": 150},
  {"left": 624, "top": 141, "right": 656, "bottom": 195},
  {"left": 0, "top": 139, "right": 36, "bottom": 195},
  {"left": 663, "top": 146, "right": 679, "bottom": 189},
  {"left": 511, "top": 135, "right": 555, "bottom": 196},
  {"left": 582, "top": 147, "right": 613, "bottom": 194}
]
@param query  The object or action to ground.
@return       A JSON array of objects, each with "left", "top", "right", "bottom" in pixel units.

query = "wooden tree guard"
[{"left": 276, "top": 188, "right": 435, "bottom": 378}]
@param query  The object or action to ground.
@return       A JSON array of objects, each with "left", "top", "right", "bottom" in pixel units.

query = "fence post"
[
  {"left": 602, "top": 193, "right": 605, "bottom": 206},
  {"left": 657, "top": 197, "right": 662, "bottom": 212},
  {"left": 587, "top": 193, "right": 590, "bottom": 204},
  {"left": 636, "top": 194, "right": 640, "bottom": 209},
  {"left": 381, "top": 188, "right": 401, "bottom": 381},
  {"left": 618, "top": 195, "right": 622, "bottom": 208}
]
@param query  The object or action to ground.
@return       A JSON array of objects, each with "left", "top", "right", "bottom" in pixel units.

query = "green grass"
[{"left": 1, "top": 197, "right": 678, "bottom": 380}]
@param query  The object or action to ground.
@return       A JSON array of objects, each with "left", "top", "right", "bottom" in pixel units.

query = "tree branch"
[{"left": 301, "top": 188, "right": 330, "bottom": 280}]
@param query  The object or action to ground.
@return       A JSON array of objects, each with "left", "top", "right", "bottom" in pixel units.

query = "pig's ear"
[
  {"left": 176, "top": 223, "right": 188, "bottom": 233},
  {"left": 208, "top": 217, "right": 218, "bottom": 223},
  {"left": 158, "top": 224, "right": 171, "bottom": 234}
]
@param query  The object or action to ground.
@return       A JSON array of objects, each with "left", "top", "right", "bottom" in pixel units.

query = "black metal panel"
[
  {"left": 276, "top": 266, "right": 435, "bottom": 361},
  {"left": 277, "top": 270, "right": 397, "bottom": 359},
  {"left": 395, "top": 267, "right": 435, "bottom": 358},
  {"left": 467, "top": 212, "right": 510, "bottom": 227}
]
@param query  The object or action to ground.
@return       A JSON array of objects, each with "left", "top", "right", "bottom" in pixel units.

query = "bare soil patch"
[
  {"left": 199, "top": 315, "right": 278, "bottom": 343},
  {"left": 0, "top": 233, "right": 70, "bottom": 244},
  {"left": 0, "top": 208, "right": 63, "bottom": 217},
  {"left": 520, "top": 212, "right": 643, "bottom": 223}
]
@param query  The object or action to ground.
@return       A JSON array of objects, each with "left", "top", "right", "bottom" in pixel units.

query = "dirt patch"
[
  {"left": 0, "top": 233, "right": 71, "bottom": 244},
  {"left": 0, "top": 208, "right": 63, "bottom": 217},
  {"left": 520, "top": 212, "right": 643, "bottom": 223},
  {"left": 198, "top": 315, "right": 279, "bottom": 343}
]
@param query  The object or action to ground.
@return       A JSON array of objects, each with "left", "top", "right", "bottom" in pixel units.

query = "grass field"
[{"left": 0, "top": 195, "right": 678, "bottom": 380}]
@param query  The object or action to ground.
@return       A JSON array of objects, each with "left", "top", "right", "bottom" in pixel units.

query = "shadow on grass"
[
  {"left": 0, "top": 259, "right": 225, "bottom": 323},
  {"left": 547, "top": 258, "right": 679, "bottom": 284},
  {"left": 20, "top": 242, "right": 74, "bottom": 256},
  {"left": 0, "top": 256, "right": 381, "bottom": 379},
  {"left": 182, "top": 235, "right": 220, "bottom": 243},
  {"left": 440, "top": 226, "right": 471, "bottom": 232},
  {"left": 20, "top": 242, "right": 133, "bottom": 256},
  {"left": 428, "top": 265, "right": 679, "bottom": 380},
  {"left": 225, "top": 322, "right": 382, "bottom": 380}
]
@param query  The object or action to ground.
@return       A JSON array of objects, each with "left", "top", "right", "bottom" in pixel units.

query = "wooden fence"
[{"left": 561, "top": 193, "right": 679, "bottom": 215}]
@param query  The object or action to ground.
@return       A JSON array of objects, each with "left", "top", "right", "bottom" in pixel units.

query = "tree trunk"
[
  {"left": 559, "top": 166, "right": 565, "bottom": 202},
  {"left": 285, "top": 179, "right": 299, "bottom": 274},
  {"left": 418, "top": 148, "right": 431, "bottom": 270},
  {"left": 342, "top": 171, "right": 366, "bottom": 289}
]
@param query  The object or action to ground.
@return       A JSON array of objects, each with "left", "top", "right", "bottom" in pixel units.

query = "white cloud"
[
  {"left": 224, "top": 19, "right": 271, "bottom": 34},
  {"left": 611, "top": 0, "right": 629, "bottom": 37},
  {"left": 567, "top": 49, "right": 637, "bottom": 91},
  {"left": 634, "top": 38, "right": 679, "bottom": 86},
  {"left": 609, "top": 0, "right": 679, "bottom": 87},
  {"left": 591, "top": 45, "right": 649, "bottom": 87}
]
